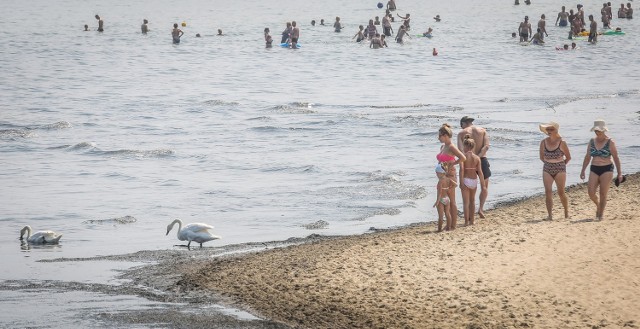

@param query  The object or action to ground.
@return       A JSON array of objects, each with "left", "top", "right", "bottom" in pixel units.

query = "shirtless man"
[
  {"left": 290, "top": 21, "right": 300, "bottom": 49},
  {"left": 95, "top": 15, "right": 104, "bottom": 32},
  {"left": 556, "top": 6, "right": 569, "bottom": 26},
  {"left": 538, "top": 14, "right": 548, "bottom": 39},
  {"left": 382, "top": 14, "right": 393, "bottom": 36},
  {"left": 458, "top": 116, "right": 491, "bottom": 218},
  {"left": 627, "top": 3, "right": 633, "bottom": 19},
  {"left": 141, "top": 19, "right": 149, "bottom": 34},
  {"left": 397, "top": 13, "right": 411, "bottom": 30},
  {"left": 588, "top": 14, "right": 598, "bottom": 43},
  {"left": 172, "top": 23, "right": 184, "bottom": 44},
  {"left": 387, "top": 0, "right": 396, "bottom": 11},
  {"left": 518, "top": 16, "right": 532, "bottom": 42}
]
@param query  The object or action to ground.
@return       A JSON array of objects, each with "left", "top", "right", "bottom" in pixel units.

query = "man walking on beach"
[{"left": 458, "top": 116, "right": 491, "bottom": 218}]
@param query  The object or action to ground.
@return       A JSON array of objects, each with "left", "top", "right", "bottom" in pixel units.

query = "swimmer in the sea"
[
  {"left": 141, "top": 19, "right": 149, "bottom": 34},
  {"left": 353, "top": 25, "right": 365, "bottom": 42},
  {"left": 95, "top": 15, "right": 104, "bottom": 32},
  {"left": 423, "top": 27, "right": 433, "bottom": 38},
  {"left": 172, "top": 23, "right": 184, "bottom": 44}
]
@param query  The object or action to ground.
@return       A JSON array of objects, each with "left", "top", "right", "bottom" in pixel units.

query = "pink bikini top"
[{"left": 436, "top": 152, "right": 456, "bottom": 163}]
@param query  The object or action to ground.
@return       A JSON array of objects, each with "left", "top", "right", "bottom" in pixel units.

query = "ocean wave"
[
  {"left": 352, "top": 207, "right": 402, "bottom": 221},
  {"left": 269, "top": 104, "right": 316, "bottom": 114},
  {"left": 302, "top": 220, "right": 329, "bottom": 230},
  {"left": 262, "top": 164, "right": 318, "bottom": 173},
  {"left": 82, "top": 215, "right": 137, "bottom": 225},
  {"left": 0, "top": 128, "right": 36, "bottom": 139},
  {"left": 97, "top": 148, "right": 175, "bottom": 158},
  {"left": 37, "top": 121, "right": 72, "bottom": 130},
  {"left": 203, "top": 99, "right": 240, "bottom": 107},
  {"left": 69, "top": 141, "right": 97, "bottom": 150}
]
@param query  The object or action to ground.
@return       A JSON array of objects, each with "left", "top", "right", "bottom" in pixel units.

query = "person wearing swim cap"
[{"left": 457, "top": 116, "right": 490, "bottom": 219}]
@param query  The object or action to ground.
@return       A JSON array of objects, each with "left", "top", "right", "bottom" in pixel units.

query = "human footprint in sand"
[
  {"left": 434, "top": 162, "right": 458, "bottom": 232},
  {"left": 539, "top": 122, "right": 571, "bottom": 220},
  {"left": 579, "top": 120, "right": 623, "bottom": 221},
  {"left": 460, "top": 135, "right": 485, "bottom": 226}
]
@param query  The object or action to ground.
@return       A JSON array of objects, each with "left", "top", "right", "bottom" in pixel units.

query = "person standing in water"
[
  {"left": 264, "top": 28, "right": 273, "bottom": 48},
  {"left": 172, "top": 23, "right": 184, "bottom": 44},
  {"left": 387, "top": 0, "right": 396, "bottom": 11},
  {"left": 290, "top": 21, "right": 300, "bottom": 49},
  {"left": 382, "top": 14, "right": 393, "bottom": 36},
  {"left": 588, "top": 14, "right": 598, "bottom": 43},
  {"left": 538, "top": 14, "right": 548, "bottom": 40},
  {"left": 333, "top": 17, "right": 343, "bottom": 32},
  {"left": 556, "top": 6, "right": 569, "bottom": 26},
  {"left": 141, "top": 19, "right": 149, "bottom": 34},
  {"left": 518, "top": 16, "right": 532, "bottom": 42},
  {"left": 95, "top": 15, "right": 104, "bottom": 32},
  {"left": 281, "top": 22, "right": 292, "bottom": 44}
]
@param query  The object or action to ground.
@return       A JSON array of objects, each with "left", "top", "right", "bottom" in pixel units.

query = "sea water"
[{"left": 1, "top": 0, "right": 639, "bottom": 326}]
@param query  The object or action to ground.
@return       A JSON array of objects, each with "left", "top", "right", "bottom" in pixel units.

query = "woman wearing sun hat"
[
  {"left": 539, "top": 122, "right": 572, "bottom": 220},
  {"left": 579, "top": 119, "right": 623, "bottom": 221}
]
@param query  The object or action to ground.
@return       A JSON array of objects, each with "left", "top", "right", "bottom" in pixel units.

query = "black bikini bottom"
[{"left": 590, "top": 164, "right": 614, "bottom": 176}]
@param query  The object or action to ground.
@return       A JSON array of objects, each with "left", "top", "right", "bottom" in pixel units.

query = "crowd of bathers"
[{"left": 516, "top": 2, "right": 632, "bottom": 47}]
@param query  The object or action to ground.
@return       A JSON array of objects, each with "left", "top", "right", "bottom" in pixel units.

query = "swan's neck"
[
  {"left": 21, "top": 226, "right": 32, "bottom": 239},
  {"left": 174, "top": 220, "right": 182, "bottom": 238}
]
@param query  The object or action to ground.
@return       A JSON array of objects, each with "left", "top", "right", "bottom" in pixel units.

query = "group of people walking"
[
  {"left": 433, "top": 117, "right": 624, "bottom": 232},
  {"left": 539, "top": 120, "right": 623, "bottom": 221}
]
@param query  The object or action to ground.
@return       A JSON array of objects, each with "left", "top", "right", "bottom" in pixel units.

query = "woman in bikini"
[
  {"left": 460, "top": 135, "right": 485, "bottom": 226},
  {"left": 436, "top": 123, "right": 466, "bottom": 230},
  {"left": 579, "top": 120, "right": 623, "bottom": 220},
  {"left": 434, "top": 163, "right": 458, "bottom": 232},
  {"left": 539, "top": 122, "right": 572, "bottom": 220}
]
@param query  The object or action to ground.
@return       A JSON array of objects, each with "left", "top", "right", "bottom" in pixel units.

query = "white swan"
[
  {"left": 19, "top": 225, "right": 63, "bottom": 244},
  {"left": 166, "top": 219, "right": 221, "bottom": 248}
]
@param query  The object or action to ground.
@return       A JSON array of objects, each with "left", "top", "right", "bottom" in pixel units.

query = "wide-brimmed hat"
[
  {"left": 539, "top": 121, "right": 559, "bottom": 134},
  {"left": 590, "top": 119, "right": 608, "bottom": 132}
]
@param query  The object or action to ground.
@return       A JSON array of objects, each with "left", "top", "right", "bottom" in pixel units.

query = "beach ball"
[
  {"left": 377, "top": 2, "right": 383, "bottom": 8},
  {"left": 181, "top": 21, "right": 186, "bottom": 27}
]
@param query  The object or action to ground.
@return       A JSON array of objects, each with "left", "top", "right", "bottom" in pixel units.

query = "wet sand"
[{"left": 176, "top": 173, "right": 640, "bottom": 328}]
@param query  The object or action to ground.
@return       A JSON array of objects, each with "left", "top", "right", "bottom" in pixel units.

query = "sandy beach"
[{"left": 176, "top": 173, "right": 640, "bottom": 329}]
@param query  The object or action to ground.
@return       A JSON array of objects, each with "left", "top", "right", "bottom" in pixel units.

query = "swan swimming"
[
  {"left": 19, "top": 225, "right": 63, "bottom": 244},
  {"left": 166, "top": 219, "right": 221, "bottom": 248}
]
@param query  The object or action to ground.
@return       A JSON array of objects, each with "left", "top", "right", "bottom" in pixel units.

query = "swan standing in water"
[
  {"left": 166, "top": 219, "right": 221, "bottom": 248},
  {"left": 19, "top": 226, "right": 63, "bottom": 244}
]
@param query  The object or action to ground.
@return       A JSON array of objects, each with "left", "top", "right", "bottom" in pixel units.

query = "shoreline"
[{"left": 174, "top": 173, "right": 640, "bottom": 328}]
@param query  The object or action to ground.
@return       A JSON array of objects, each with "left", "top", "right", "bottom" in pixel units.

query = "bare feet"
[
  {"left": 478, "top": 211, "right": 485, "bottom": 219},
  {"left": 564, "top": 209, "right": 569, "bottom": 219}
]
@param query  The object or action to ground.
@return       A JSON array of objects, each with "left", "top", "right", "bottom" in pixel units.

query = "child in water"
[
  {"left": 264, "top": 28, "right": 273, "bottom": 48},
  {"left": 423, "top": 27, "right": 433, "bottom": 38},
  {"left": 434, "top": 162, "right": 458, "bottom": 232},
  {"left": 334, "top": 17, "right": 342, "bottom": 32},
  {"left": 353, "top": 25, "right": 365, "bottom": 42}
]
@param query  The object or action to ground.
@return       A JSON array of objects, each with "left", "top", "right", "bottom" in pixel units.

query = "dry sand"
[{"left": 177, "top": 174, "right": 640, "bottom": 329}]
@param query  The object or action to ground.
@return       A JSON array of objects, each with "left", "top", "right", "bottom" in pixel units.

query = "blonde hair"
[
  {"left": 462, "top": 134, "right": 475, "bottom": 150},
  {"left": 438, "top": 123, "right": 452, "bottom": 137}
]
